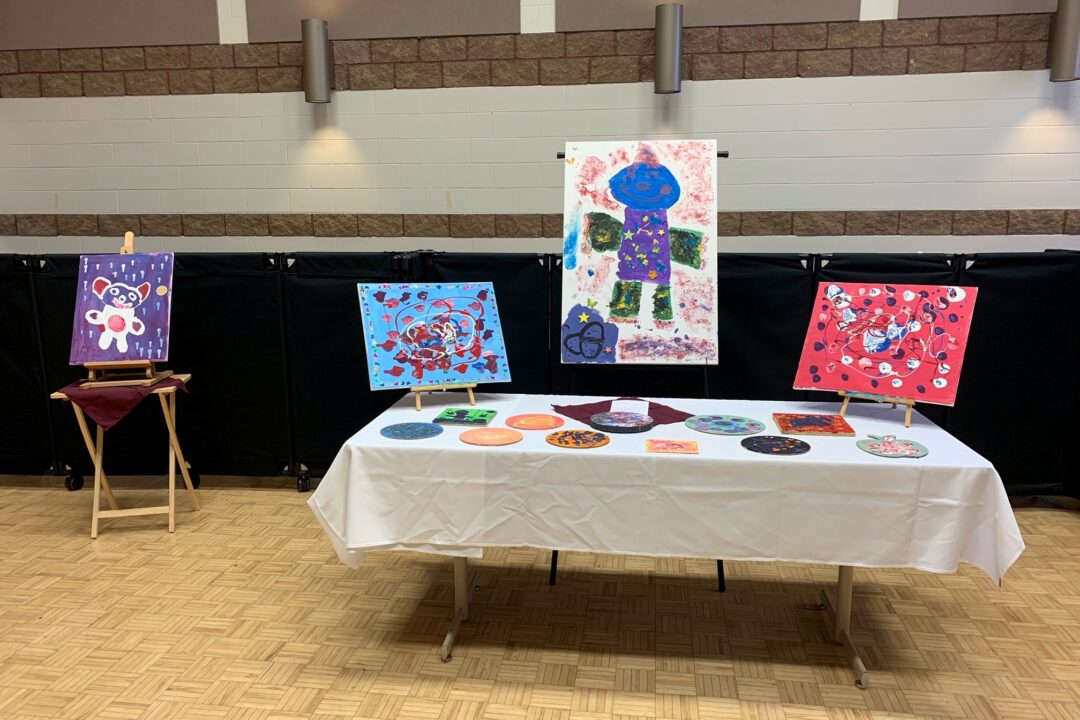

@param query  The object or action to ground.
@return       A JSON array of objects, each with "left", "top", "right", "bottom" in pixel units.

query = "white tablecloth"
[{"left": 309, "top": 393, "right": 1024, "bottom": 583}]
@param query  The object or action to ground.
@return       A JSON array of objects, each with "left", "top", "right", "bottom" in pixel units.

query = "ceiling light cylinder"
[
  {"left": 1051, "top": 0, "right": 1080, "bottom": 81},
  {"left": 654, "top": 3, "right": 683, "bottom": 94},
  {"left": 302, "top": 18, "right": 333, "bottom": 102}
]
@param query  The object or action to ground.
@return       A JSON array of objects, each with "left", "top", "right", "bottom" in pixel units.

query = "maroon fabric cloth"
[
  {"left": 551, "top": 396, "right": 693, "bottom": 426},
  {"left": 57, "top": 377, "right": 187, "bottom": 430}
]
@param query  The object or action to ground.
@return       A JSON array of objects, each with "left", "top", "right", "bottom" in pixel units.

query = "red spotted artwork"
[
  {"left": 794, "top": 282, "right": 978, "bottom": 406},
  {"left": 560, "top": 139, "right": 718, "bottom": 365},
  {"left": 358, "top": 282, "right": 511, "bottom": 391}
]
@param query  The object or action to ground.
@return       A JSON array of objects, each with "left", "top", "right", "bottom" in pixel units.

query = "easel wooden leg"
[
  {"left": 466, "top": 386, "right": 476, "bottom": 406},
  {"left": 167, "top": 397, "right": 176, "bottom": 533},
  {"left": 71, "top": 405, "right": 118, "bottom": 511},
  {"left": 904, "top": 405, "right": 912, "bottom": 428},
  {"left": 91, "top": 425, "right": 105, "bottom": 539},
  {"left": 820, "top": 565, "right": 868, "bottom": 689},
  {"left": 415, "top": 391, "right": 422, "bottom": 411},
  {"left": 158, "top": 394, "right": 200, "bottom": 512},
  {"left": 839, "top": 394, "right": 850, "bottom": 417}
]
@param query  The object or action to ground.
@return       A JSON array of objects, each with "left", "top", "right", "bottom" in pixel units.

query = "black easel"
[{"left": 549, "top": 146, "right": 730, "bottom": 592}]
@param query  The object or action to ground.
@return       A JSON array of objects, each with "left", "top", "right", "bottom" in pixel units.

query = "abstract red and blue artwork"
[
  {"left": 794, "top": 282, "right": 978, "bottom": 406},
  {"left": 69, "top": 253, "right": 174, "bottom": 365},
  {"left": 560, "top": 140, "right": 718, "bottom": 365},
  {"left": 358, "top": 282, "right": 511, "bottom": 391}
]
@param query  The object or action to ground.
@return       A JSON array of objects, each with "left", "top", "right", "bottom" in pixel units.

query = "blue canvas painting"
[{"left": 358, "top": 282, "right": 511, "bottom": 391}]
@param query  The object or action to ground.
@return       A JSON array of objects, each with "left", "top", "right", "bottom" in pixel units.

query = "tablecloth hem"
[{"left": 316, "top": 535, "right": 1022, "bottom": 584}]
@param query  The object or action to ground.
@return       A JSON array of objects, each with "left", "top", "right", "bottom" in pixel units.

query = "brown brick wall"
[
  {"left": 0, "top": 14, "right": 1052, "bottom": 97},
  {"left": 3, "top": 210, "right": 1076, "bottom": 238}
]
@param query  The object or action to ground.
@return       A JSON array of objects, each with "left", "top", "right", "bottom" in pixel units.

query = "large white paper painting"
[{"left": 560, "top": 139, "right": 718, "bottom": 365}]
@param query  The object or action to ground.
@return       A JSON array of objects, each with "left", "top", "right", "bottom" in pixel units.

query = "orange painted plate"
[
  {"left": 459, "top": 428, "right": 524, "bottom": 446},
  {"left": 506, "top": 413, "right": 565, "bottom": 430},
  {"left": 546, "top": 429, "right": 610, "bottom": 449}
]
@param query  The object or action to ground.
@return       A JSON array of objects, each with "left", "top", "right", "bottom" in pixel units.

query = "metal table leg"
[
  {"left": 440, "top": 557, "right": 479, "bottom": 662},
  {"left": 819, "top": 564, "right": 869, "bottom": 688}
]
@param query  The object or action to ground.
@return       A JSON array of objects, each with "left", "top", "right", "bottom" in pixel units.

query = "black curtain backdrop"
[
  {"left": 710, "top": 254, "right": 815, "bottom": 401},
  {"left": 1, "top": 250, "right": 1077, "bottom": 498},
  {"left": 169, "top": 253, "right": 291, "bottom": 476},
  {"left": 281, "top": 252, "right": 406, "bottom": 475},
  {"left": 0, "top": 256, "right": 52, "bottom": 474},
  {"left": 952, "top": 251, "right": 1080, "bottom": 496}
]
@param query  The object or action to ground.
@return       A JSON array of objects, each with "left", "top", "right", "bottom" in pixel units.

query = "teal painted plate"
[{"left": 685, "top": 414, "right": 766, "bottom": 436}]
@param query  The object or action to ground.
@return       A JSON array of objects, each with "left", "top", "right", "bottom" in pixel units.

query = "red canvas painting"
[{"left": 794, "top": 282, "right": 977, "bottom": 406}]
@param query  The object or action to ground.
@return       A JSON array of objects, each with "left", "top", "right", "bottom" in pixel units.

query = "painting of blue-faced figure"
[
  {"left": 69, "top": 253, "right": 174, "bottom": 365},
  {"left": 358, "top": 282, "right": 511, "bottom": 391},
  {"left": 560, "top": 140, "right": 718, "bottom": 365}
]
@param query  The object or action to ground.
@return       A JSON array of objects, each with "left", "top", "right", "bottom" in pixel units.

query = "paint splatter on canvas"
[
  {"left": 358, "top": 282, "right": 511, "bottom": 391},
  {"left": 69, "top": 253, "right": 174, "bottom": 365},
  {"left": 560, "top": 140, "right": 718, "bottom": 365},
  {"left": 794, "top": 282, "right": 977, "bottom": 406}
]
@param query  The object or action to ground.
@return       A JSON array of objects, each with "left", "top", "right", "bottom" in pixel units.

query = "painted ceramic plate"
[
  {"left": 741, "top": 435, "right": 811, "bottom": 456},
  {"left": 506, "top": 413, "right": 565, "bottom": 430},
  {"left": 546, "top": 429, "right": 610, "bottom": 449},
  {"left": 460, "top": 428, "right": 524, "bottom": 446},
  {"left": 685, "top": 414, "right": 766, "bottom": 436},
  {"left": 857, "top": 434, "right": 928, "bottom": 459},
  {"left": 589, "top": 411, "right": 655, "bottom": 434},
  {"left": 380, "top": 422, "right": 444, "bottom": 440}
]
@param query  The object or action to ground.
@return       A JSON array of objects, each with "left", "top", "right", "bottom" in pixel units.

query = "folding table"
[{"left": 309, "top": 392, "right": 1024, "bottom": 687}]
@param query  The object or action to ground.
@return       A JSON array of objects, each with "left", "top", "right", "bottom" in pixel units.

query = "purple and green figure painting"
[
  {"left": 69, "top": 252, "right": 174, "bottom": 365},
  {"left": 560, "top": 140, "right": 718, "bottom": 365}
]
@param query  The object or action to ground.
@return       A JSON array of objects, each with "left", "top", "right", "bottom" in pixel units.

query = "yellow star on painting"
[
  {"left": 577, "top": 312, "right": 590, "bottom": 323},
  {"left": 623, "top": 230, "right": 633, "bottom": 239},
  {"left": 658, "top": 229, "right": 665, "bottom": 236}
]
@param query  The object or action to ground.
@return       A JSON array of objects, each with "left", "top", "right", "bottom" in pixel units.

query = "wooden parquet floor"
[{"left": 0, "top": 480, "right": 1078, "bottom": 720}]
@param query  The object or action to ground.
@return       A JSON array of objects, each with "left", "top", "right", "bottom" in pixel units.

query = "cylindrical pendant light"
[
  {"left": 1051, "top": 0, "right": 1080, "bottom": 81},
  {"left": 654, "top": 3, "right": 683, "bottom": 94},
  {"left": 302, "top": 18, "right": 333, "bottom": 102}
]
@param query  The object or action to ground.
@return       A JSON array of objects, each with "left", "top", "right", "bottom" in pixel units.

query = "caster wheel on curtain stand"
[
  {"left": 64, "top": 474, "right": 84, "bottom": 491},
  {"left": 297, "top": 472, "right": 311, "bottom": 493}
]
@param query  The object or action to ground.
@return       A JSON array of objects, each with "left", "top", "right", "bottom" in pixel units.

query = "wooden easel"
[
  {"left": 83, "top": 360, "right": 173, "bottom": 388},
  {"left": 53, "top": 229, "right": 199, "bottom": 537},
  {"left": 52, "top": 377, "right": 200, "bottom": 538},
  {"left": 80, "top": 232, "right": 172, "bottom": 389},
  {"left": 411, "top": 383, "right": 477, "bottom": 411},
  {"left": 838, "top": 390, "right": 915, "bottom": 428}
]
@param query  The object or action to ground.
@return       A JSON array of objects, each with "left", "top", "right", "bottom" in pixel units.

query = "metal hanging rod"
[{"left": 556, "top": 150, "right": 729, "bottom": 159}]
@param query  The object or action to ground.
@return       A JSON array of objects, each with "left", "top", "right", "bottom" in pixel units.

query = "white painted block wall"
[{"left": 1, "top": 70, "right": 1079, "bottom": 253}]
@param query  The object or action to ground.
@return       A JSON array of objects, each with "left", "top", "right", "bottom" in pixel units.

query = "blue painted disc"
[{"left": 380, "top": 422, "right": 444, "bottom": 440}]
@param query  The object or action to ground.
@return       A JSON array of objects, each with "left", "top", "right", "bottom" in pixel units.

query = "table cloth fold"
[{"left": 309, "top": 393, "right": 1023, "bottom": 584}]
